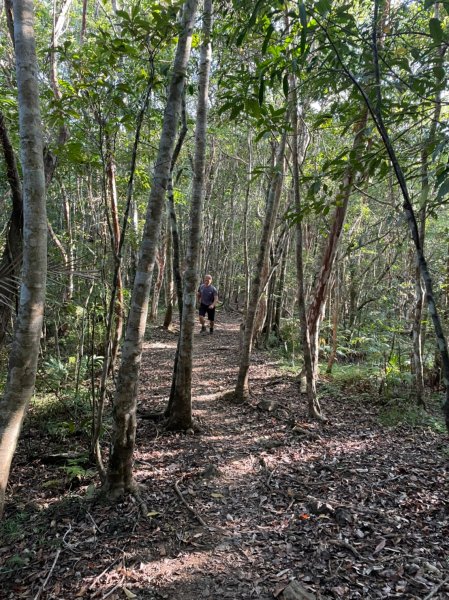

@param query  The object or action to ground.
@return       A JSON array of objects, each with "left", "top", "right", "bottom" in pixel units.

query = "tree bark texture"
[
  {"left": 306, "top": 109, "right": 368, "bottom": 372},
  {"left": 167, "top": 0, "right": 213, "bottom": 430},
  {"left": 0, "top": 0, "right": 47, "bottom": 518},
  {"left": 105, "top": 0, "right": 198, "bottom": 497},
  {"left": 234, "top": 131, "right": 287, "bottom": 402},
  {"left": 290, "top": 79, "right": 321, "bottom": 419}
]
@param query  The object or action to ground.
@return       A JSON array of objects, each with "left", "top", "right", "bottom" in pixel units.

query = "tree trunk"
[
  {"left": 105, "top": 0, "right": 198, "bottom": 497},
  {"left": 290, "top": 79, "right": 321, "bottom": 418},
  {"left": 105, "top": 133, "right": 124, "bottom": 366},
  {"left": 328, "top": 0, "right": 449, "bottom": 429},
  {"left": 150, "top": 235, "right": 167, "bottom": 322},
  {"left": 163, "top": 214, "right": 174, "bottom": 329},
  {"left": 166, "top": 0, "right": 213, "bottom": 431},
  {"left": 0, "top": 112, "right": 23, "bottom": 348},
  {"left": 234, "top": 130, "right": 287, "bottom": 402},
  {"left": 274, "top": 232, "right": 290, "bottom": 336},
  {"left": 307, "top": 110, "right": 368, "bottom": 374},
  {"left": 326, "top": 273, "right": 340, "bottom": 374},
  {"left": 412, "top": 9, "right": 442, "bottom": 407},
  {"left": 0, "top": 0, "right": 47, "bottom": 518}
]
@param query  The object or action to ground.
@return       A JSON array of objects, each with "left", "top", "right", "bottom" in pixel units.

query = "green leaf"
[
  {"left": 429, "top": 18, "right": 443, "bottom": 44},
  {"left": 115, "top": 9, "right": 130, "bottom": 20},
  {"left": 258, "top": 75, "right": 265, "bottom": 106},
  {"left": 433, "top": 65, "right": 445, "bottom": 81},
  {"left": 236, "top": 0, "right": 264, "bottom": 46},
  {"left": 230, "top": 103, "right": 243, "bottom": 120},
  {"left": 437, "top": 178, "right": 449, "bottom": 200},
  {"left": 262, "top": 24, "right": 274, "bottom": 55},
  {"left": 298, "top": 2, "right": 307, "bottom": 53},
  {"left": 282, "top": 74, "right": 289, "bottom": 98},
  {"left": 245, "top": 98, "right": 261, "bottom": 118},
  {"left": 315, "top": 0, "right": 332, "bottom": 16}
]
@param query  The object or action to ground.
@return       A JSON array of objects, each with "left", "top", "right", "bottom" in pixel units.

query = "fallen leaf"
[{"left": 373, "top": 538, "right": 386, "bottom": 554}]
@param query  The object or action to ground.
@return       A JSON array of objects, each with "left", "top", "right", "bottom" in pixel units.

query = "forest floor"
[{"left": 2, "top": 313, "right": 449, "bottom": 599}]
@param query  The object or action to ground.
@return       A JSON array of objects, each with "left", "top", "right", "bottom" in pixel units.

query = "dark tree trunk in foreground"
[
  {"left": 105, "top": 0, "right": 198, "bottom": 498},
  {"left": 167, "top": 0, "right": 213, "bottom": 430},
  {"left": 0, "top": 112, "right": 23, "bottom": 348},
  {"left": 0, "top": 0, "right": 47, "bottom": 518}
]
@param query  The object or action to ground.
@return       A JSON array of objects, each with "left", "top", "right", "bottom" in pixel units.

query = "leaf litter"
[{"left": 1, "top": 314, "right": 449, "bottom": 599}]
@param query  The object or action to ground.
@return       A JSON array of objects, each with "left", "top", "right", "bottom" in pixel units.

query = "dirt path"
[{"left": 2, "top": 313, "right": 449, "bottom": 599}]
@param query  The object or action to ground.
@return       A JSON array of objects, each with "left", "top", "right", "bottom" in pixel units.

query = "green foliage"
[
  {"left": 63, "top": 457, "right": 96, "bottom": 480},
  {"left": 30, "top": 390, "right": 92, "bottom": 440},
  {"left": 379, "top": 400, "right": 445, "bottom": 432},
  {"left": 0, "top": 511, "right": 29, "bottom": 544},
  {"left": 41, "top": 356, "right": 69, "bottom": 393}
]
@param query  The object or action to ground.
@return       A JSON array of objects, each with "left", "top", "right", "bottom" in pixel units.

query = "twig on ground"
[
  {"left": 267, "top": 466, "right": 277, "bottom": 487},
  {"left": 133, "top": 490, "right": 148, "bottom": 517},
  {"left": 101, "top": 576, "right": 125, "bottom": 599},
  {"left": 331, "top": 539, "right": 374, "bottom": 563},
  {"left": 174, "top": 477, "right": 210, "bottom": 529},
  {"left": 423, "top": 575, "right": 449, "bottom": 600},
  {"left": 33, "top": 548, "right": 61, "bottom": 600},
  {"left": 61, "top": 523, "right": 84, "bottom": 554},
  {"left": 89, "top": 556, "right": 123, "bottom": 590},
  {"left": 87, "top": 511, "right": 105, "bottom": 534}
]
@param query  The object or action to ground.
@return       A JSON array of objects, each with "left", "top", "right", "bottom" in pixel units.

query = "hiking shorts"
[{"left": 199, "top": 303, "right": 215, "bottom": 322}]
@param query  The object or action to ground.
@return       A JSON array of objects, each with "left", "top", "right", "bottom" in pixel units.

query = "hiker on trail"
[{"left": 197, "top": 274, "right": 218, "bottom": 334}]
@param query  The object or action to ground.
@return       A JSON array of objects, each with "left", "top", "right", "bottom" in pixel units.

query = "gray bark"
[
  {"left": 0, "top": 0, "right": 47, "bottom": 518},
  {"left": 234, "top": 130, "right": 287, "bottom": 402},
  {"left": 290, "top": 80, "right": 321, "bottom": 419},
  {"left": 167, "top": 0, "right": 213, "bottom": 430},
  {"left": 105, "top": 0, "right": 198, "bottom": 497}
]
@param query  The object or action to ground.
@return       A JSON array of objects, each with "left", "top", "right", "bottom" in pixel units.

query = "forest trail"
[{"left": 2, "top": 312, "right": 449, "bottom": 599}]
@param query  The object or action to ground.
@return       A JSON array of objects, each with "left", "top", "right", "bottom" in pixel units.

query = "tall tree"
[
  {"left": 167, "top": 0, "right": 213, "bottom": 430},
  {"left": 0, "top": 0, "right": 47, "bottom": 518},
  {"left": 234, "top": 129, "right": 287, "bottom": 403},
  {"left": 105, "top": 0, "right": 199, "bottom": 498}
]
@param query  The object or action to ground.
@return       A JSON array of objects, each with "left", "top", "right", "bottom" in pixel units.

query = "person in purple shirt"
[{"left": 197, "top": 274, "right": 218, "bottom": 334}]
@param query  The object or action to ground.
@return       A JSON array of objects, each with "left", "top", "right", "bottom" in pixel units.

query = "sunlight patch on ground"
[
  {"left": 324, "top": 435, "right": 382, "bottom": 457},
  {"left": 147, "top": 341, "right": 177, "bottom": 350},
  {"left": 138, "top": 549, "right": 213, "bottom": 582}
]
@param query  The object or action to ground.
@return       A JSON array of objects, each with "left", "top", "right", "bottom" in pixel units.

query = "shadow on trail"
[{"left": 1, "top": 313, "right": 449, "bottom": 599}]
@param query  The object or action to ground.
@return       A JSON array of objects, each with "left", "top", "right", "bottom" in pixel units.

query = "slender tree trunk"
[
  {"left": 307, "top": 110, "right": 368, "bottom": 374},
  {"left": 105, "top": 0, "right": 198, "bottom": 497},
  {"left": 290, "top": 78, "right": 321, "bottom": 418},
  {"left": 274, "top": 232, "right": 290, "bottom": 336},
  {"left": 105, "top": 134, "right": 124, "bottom": 366},
  {"left": 0, "top": 112, "right": 23, "bottom": 348},
  {"left": 327, "top": 0, "right": 449, "bottom": 429},
  {"left": 90, "top": 78, "right": 154, "bottom": 478},
  {"left": 59, "top": 180, "right": 74, "bottom": 302},
  {"left": 163, "top": 214, "right": 174, "bottom": 329},
  {"left": 412, "top": 8, "right": 443, "bottom": 406},
  {"left": 0, "top": 0, "right": 47, "bottom": 518},
  {"left": 150, "top": 236, "right": 167, "bottom": 322},
  {"left": 234, "top": 130, "right": 287, "bottom": 402},
  {"left": 167, "top": 0, "right": 213, "bottom": 430},
  {"left": 326, "top": 271, "right": 340, "bottom": 374},
  {"left": 243, "top": 133, "right": 252, "bottom": 317}
]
